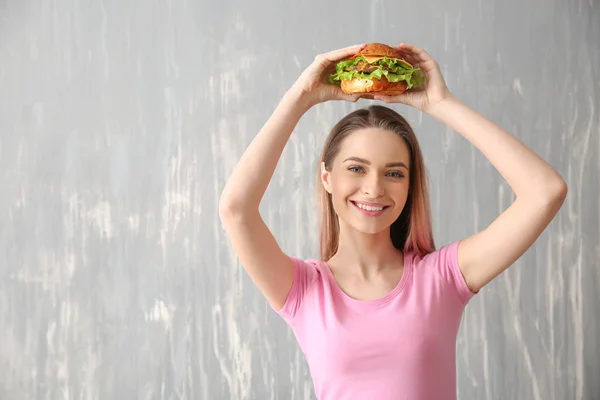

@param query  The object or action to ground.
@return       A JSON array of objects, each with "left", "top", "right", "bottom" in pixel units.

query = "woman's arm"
[
  {"left": 375, "top": 43, "right": 567, "bottom": 293},
  {"left": 219, "top": 44, "right": 365, "bottom": 310},
  {"left": 219, "top": 89, "right": 310, "bottom": 214},
  {"left": 430, "top": 96, "right": 567, "bottom": 293}
]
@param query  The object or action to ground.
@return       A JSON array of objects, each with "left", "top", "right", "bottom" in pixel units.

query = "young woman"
[{"left": 218, "top": 43, "right": 567, "bottom": 400}]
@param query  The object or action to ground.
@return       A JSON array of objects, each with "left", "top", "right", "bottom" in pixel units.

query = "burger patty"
[{"left": 348, "top": 60, "right": 390, "bottom": 74}]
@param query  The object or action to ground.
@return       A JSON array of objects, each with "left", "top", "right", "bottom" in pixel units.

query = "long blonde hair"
[{"left": 317, "top": 105, "right": 435, "bottom": 261}]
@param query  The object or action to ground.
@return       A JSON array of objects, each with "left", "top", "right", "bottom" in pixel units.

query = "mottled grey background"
[{"left": 0, "top": 0, "right": 598, "bottom": 399}]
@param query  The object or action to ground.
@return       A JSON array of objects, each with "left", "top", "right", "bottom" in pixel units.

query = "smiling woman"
[
  {"left": 317, "top": 108, "right": 434, "bottom": 262},
  {"left": 218, "top": 43, "right": 567, "bottom": 400}
]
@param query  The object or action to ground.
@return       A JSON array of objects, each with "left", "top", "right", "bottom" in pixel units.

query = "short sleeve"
[
  {"left": 429, "top": 241, "right": 477, "bottom": 305},
  {"left": 271, "top": 256, "right": 319, "bottom": 323}
]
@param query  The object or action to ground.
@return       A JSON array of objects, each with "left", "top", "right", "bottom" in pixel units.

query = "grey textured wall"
[{"left": 1, "top": 1, "right": 598, "bottom": 399}]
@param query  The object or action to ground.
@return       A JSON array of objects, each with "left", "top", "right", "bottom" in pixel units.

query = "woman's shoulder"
[
  {"left": 410, "top": 241, "right": 460, "bottom": 265},
  {"left": 273, "top": 256, "right": 331, "bottom": 321},
  {"left": 288, "top": 255, "right": 329, "bottom": 282},
  {"left": 409, "top": 241, "right": 475, "bottom": 304}
]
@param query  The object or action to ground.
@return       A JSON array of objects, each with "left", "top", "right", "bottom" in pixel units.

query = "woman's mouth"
[{"left": 350, "top": 201, "right": 390, "bottom": 217}]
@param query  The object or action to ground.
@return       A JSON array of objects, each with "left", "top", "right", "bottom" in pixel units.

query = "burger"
[{"left": 329, "top": 43, "right": 425, "bottom": 96}]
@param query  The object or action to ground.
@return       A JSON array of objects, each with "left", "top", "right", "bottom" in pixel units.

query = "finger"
[
  {"left": 373, "top": 93, "right": 410, "bottom": 105},
  {"left": 412, "top": 59, "right": 440, "bottom": 77},
  {"left": 348, "top": 93, "right": 362, "bottom": 103},
  {"left": 334, "top": 91, "right": 362, "bottom": 102},
  {"left": 390, "top": 44, "right": 420, "bottom": 67},
  {"left": 320, "top": 43, "right": 367, "bottom": 63},
  {"left": 401, "top": 54, "right": 420, "bottom": 68},
  {"left": 373, "top": 94, "right": 395, "bottom": 103}
]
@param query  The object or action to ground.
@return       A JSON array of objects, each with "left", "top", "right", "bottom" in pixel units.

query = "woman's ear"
[{"left": 320, "top": 161, "right": 332, "bottom": 194}]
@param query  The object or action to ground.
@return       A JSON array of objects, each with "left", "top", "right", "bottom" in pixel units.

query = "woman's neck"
[{"left": 328, "top": 226, "right": 403, "bottom": 277}]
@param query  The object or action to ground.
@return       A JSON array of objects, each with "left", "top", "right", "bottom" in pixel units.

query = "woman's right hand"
[{"left": 291, "top": 44, "right": 367, "bottom": 108}]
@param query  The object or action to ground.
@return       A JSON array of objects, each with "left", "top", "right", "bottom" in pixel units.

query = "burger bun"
[{"left": 340, "top": 76, "right": 408, "bottom": 96}]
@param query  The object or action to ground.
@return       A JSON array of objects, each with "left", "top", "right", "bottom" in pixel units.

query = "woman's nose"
[{"left": 362, "top": 175, "right": 385, "bottom": 197}]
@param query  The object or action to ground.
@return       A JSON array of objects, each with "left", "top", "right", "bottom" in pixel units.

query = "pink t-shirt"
[{"left": 273, "top": 241, "right": 475, "bottom": 400}]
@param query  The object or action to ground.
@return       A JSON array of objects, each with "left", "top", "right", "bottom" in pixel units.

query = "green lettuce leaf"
[{"left": 328, "top": 56, "right": 425, "bottom": 89}]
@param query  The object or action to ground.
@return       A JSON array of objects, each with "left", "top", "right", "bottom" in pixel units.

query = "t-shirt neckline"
[{"left": 322, "top": 250, "right": 412, "bottom": 308}]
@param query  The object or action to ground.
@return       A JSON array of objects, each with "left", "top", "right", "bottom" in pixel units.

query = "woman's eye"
[
  {"left": 348, "top": 166, "right": 363, "bottom": 173},
  {"left": 387, "top": 171, "right": 404, "bottom": 178}
]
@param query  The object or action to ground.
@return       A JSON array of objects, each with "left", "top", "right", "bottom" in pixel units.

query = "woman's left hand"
[{"left": 373, "top": 43, "right": 453, "bottom": 112}]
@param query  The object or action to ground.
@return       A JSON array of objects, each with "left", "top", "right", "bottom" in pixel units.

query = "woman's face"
[{"left": 321, "top": 127, "right": 411, "bottom": 235}]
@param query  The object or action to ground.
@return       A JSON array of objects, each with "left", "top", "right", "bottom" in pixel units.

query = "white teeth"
[{"left": 355, "top": 202, "right": 384, "bottom": 212}]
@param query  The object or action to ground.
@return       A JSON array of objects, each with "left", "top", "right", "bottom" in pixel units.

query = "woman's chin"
[{"left": 345, "top": 218, "right": 393, "bottom": 236}]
